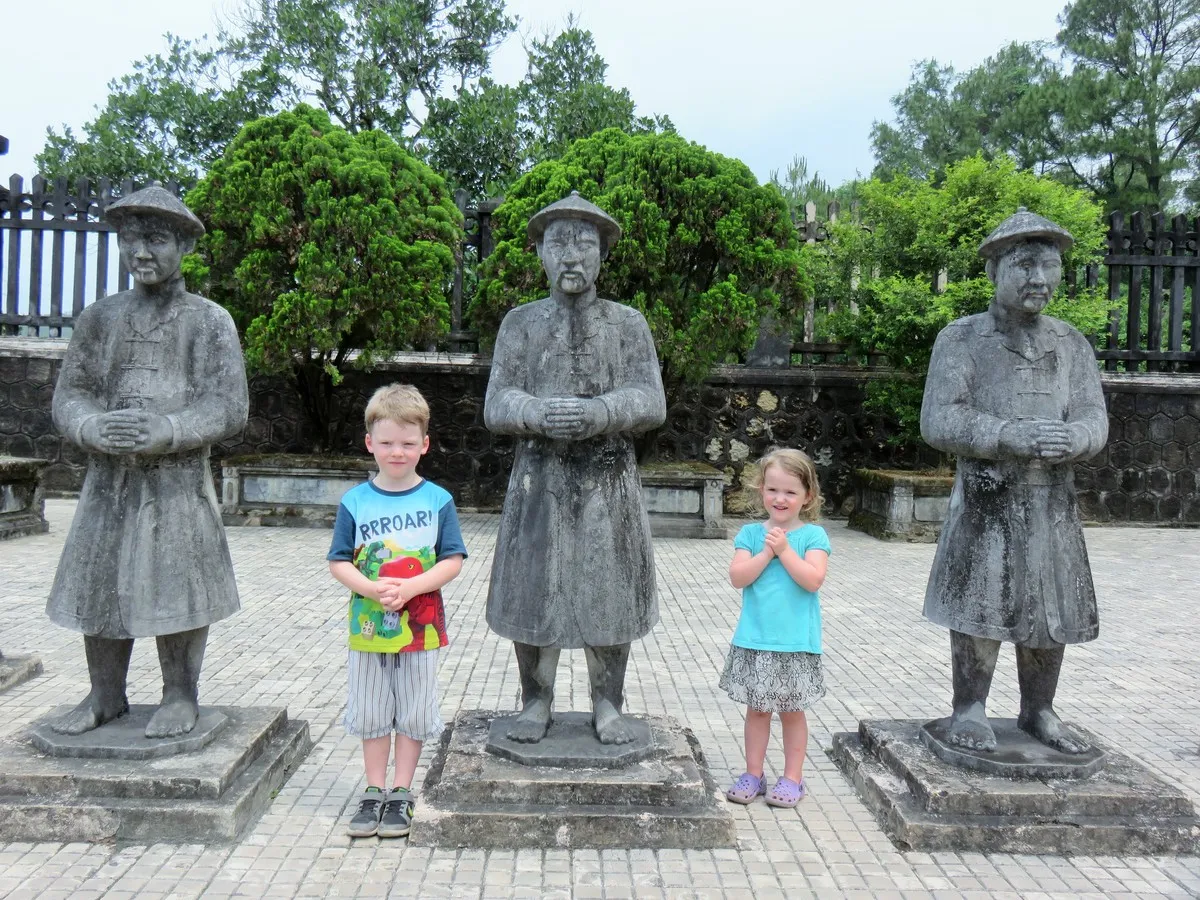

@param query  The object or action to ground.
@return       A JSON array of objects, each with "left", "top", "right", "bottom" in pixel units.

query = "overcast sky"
[{"left": 2, "top": 0, "right": 1069, "bottom": 188}]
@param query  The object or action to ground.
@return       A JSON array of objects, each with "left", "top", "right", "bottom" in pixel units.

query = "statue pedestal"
[
  {"left": 0, "top": 653, "right": 43, "bottom": 692},
  {"left": 408, "top": 710, "right": 736, "bottom": 849},
  {"left": 829, "top": 719, "right": 1199, "bottom": 855},
  {"left": 0, "top": 706, "right": 311, "bottom": 843}
]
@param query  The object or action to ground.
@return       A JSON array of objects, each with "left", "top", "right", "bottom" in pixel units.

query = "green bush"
[
  {"left": 471, "top": 128, "right": 808, "bottom": 393},
  {"left": 184, "top": 104, "right": 462, "bottom": 450},
  {"left": 825, "top": 154, "right": 1110, "bottom": 449}
]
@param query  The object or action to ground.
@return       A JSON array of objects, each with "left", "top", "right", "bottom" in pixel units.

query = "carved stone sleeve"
[
  {"left": 51, "top": 304, "right": 108, "bottom": 448},
  {"left": 596, "top": 311, "right": 667, "bottom": 435},
  {"left": 484, "top": 309, "right": 541, "bottom": 436},
  {"left": 920, "top": 326, "right": 1006, "bottom": 459},
  {"left": 164, "top": 304, "right": 249, "bottom": 451}
]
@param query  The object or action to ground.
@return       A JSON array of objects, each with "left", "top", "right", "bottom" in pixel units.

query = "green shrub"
[
  {"left": 184, "top": 104, "right": 462, "bottom": 450},
  {"left": 825, "top": 154, "right": 1110, "bottom": 449},
  {"left": 471, "top": 128, "right": 808, "bottom": 394}
]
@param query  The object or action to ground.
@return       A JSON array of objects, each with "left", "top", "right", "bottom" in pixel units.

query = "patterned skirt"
[{"left": 719, "top": 645, "right": 826, "bottom": 712}]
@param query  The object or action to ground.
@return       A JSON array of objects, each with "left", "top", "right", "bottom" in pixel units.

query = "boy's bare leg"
[
  {"left": 146, "top": 626, "right": 207, "bottom": 738},
  {"left": 507, "top": 642, "right": 559, "bottom": 742},
  {"left": 779, "top": 710, "right": 809, "bottom": 782},
  {"left": 392, "top": 735, "right": 423, "bottom": 790},
  {"left": 50, "top": 635, "right": 133, "bottom": 735},
  {"left": 585, "top": 643, "right": 634, "bottom": 744},
  {"left": 362, "top": 736, "right": 391, "bottom": 788}
]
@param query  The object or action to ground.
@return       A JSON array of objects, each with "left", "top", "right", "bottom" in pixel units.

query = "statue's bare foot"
[
  {"left": 945, "top": 705, "right": 996, "bottom": 751},
  {"left": 593, "top": 698, "right": 635, "bottom": 745},
  {"left": 145, "top": 698, "right": 199, "bottom": 738},
  {"left": 506, "top": 698, "right": 551, "bottom": 743},
  {"left": 50, "top": 692, "right": 129, "bottom": 735},
  {"left": 1018, "top": 708, "right": 1090, "bottom": 754}
]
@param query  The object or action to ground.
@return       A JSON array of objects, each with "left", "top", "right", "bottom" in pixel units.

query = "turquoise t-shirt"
[{"left": 730, "top": 522, "right": 832, "bottom": 653}]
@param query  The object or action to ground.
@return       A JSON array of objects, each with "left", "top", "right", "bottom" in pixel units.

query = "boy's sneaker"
[
  {"left": 377, "top": 788, "right": 415, "bottom": 838},
  {"left": 347, "top": 787, "right": 386, "bottom": 837}
]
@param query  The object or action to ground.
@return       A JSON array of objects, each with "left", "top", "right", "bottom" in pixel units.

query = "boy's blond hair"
[
  {"left": 743, "top": 447, "right": 823, "bottom": 520},
  {"left": 364, "top": 384, "right": 430, "bottom": 434}
]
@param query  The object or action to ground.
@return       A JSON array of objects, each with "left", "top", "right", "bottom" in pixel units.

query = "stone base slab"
[
  {"left": 921, "top": 717, "right": 1107, "bottom": 779},
  {"left": 829, "top": 719, "right": 1200, "bottom": 855},
  {"left": 29, "top": 705, "right": 229, "bottom": 760},
  {"left": 0, "top": 706, "right": 312, "bottom": 843},
  {"left": 409, "top": 710, "right": 737, "bottom": 849},
  {"left": 486, "top": 710, "right": 655, "bottom": 768},
  {"left": 0, "top": 653, "right": 43, "bottom": 692}
]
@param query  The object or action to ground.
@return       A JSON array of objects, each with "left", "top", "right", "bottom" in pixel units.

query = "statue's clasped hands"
[
  {"left": 82, "top": 409, "right": 174, "bottom": 455},
  {"left": 537, "top": 397, "right": 606, "bottom": 441},
  {"left": 999, "top": 416, "right": 1075, "bottom": 462}
]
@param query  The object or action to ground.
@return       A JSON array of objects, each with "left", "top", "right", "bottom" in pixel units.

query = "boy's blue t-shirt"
[
  {"left": 731, "top": 522, "right": 831, "bottom": 653},
  {"left": 327, "top": 478, "right": 467, "bottom": 653}
]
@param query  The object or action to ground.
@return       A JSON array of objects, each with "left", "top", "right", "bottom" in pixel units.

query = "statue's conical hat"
[
  {"left": 978, "top": 207, "right": 1073, "bottom": 260},
  {"left": 527, "top": 191, "right": 621, "bottom": 248},
  {"left": 105, "top": 183, "right": 205, "bottom": 238}
]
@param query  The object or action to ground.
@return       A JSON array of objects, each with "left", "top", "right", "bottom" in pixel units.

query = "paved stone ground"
[{"left": 1, "top": 500, "right": 1198, "bottom": 899}]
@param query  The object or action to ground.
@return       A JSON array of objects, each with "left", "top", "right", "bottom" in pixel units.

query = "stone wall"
[{"left": 2, "top": 338, "right": 1197, "bottom": 523}]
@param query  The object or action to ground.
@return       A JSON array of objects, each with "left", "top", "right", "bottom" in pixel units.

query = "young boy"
[{"left": 328, "top": 384, "right": 467, "bottom": 838}]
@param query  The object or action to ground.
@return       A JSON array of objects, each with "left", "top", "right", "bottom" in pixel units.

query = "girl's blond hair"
[{"left": 743, "top": 447, "right": 823, "bottom": 520}]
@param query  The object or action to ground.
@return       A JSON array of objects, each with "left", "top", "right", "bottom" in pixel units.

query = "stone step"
[{"left": 0, "top": 707, "right": 311, "bottom": 842}]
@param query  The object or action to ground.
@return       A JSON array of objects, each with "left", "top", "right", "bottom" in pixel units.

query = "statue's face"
[
  {"left": 538, "top": 219, "right": 602, "bottom": 296},
  {"left": 990, "top": 241, "right": 1062, "bottom": 316},
  {"left": 118, "top": 216, "right": 188, "bottom": 286}
]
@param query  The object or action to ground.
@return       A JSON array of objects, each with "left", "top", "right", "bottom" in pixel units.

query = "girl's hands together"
[{"left": 764, "top": 527, "right": 790, "bottom": 557}]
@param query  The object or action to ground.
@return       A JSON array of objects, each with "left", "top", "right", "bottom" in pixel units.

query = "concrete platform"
[
  {"left": 829, "top": 719, "right": 1200, "bottom": 855},
  {"left": 0, "top": 706, "right": 312, "bottom": 843},
  {"left": 409, "top": 710, "right": 737, "bottom": 850},
  {"left": 0, "top": 652, "right": 42, "bottom": 692}
]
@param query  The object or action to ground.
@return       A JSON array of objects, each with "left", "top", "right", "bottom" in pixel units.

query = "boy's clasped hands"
[{"left": 372, "top": 578, "right": 420, "bottom": 611}]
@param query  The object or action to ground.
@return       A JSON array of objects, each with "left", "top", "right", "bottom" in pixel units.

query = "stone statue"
[
  {"left": 47, "top": 184, "right": 248, "bottom": 738},
  {"left": 484, "top": 192, "right": 667, "bottom": 745},
  {"left": 920, "top": 208, "right": 1108, "bottom": 755}
]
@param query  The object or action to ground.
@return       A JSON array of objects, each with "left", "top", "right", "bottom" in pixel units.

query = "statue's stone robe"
[
  {"left": 47, "top": 291, "right": 248, "bottom": 638},
  {"left": 484, "top": 295, "right": 666, "bottom": 648},
  {"left": 920, "top": 312, "right": 1108, "bottom": 647}
]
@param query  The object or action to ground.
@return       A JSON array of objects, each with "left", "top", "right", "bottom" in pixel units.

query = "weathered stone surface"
[
  {"left": 29, "top": 705, "right": 228, "bottom": 760},
  {"left": 483, "top": 197, "right": 667, "bottom": 745},
  {"left": 0, "top": 455, "right": 49, "bottom": 540},
  {"left": 639, "top": 462, "right": 729, "bottom": 540},
  {"left": 486, "top": 711, "right": 654, "bottom": 768},
  {"left": 221, "top": 455, "right": 373, "bottom": 527},
  {"left": 848, "top": 468, "right": 953, "bottom": 542},
  {"left": 920, "top": 717, "right": 1106, "bottom": 779},
  {"left": 409, "top": 711, "right": 736, "bottom": 849},
  {"left": 919, "top": 211, "right": 1109, "bottom": 759},
  {"left": 829, "top": 719, "right": 1200, "bottom": 854},
  {"left": 0, "top": 652, "right": 43, "bottom": 692},
  {"left": 46, "top": 187, "right": 251, "bottom": 741},
  {"left": 0, "top": 706, "right": 311, "bottom": 842}
]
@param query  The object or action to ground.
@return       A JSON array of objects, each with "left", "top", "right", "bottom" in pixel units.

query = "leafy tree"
[
  {"left": 1050, "top": 0, "right": 1200, "bottom": 211},
  {"left": 769, "top": 155, "right": 862, "bottom": 219},
  {"left": 183, "top": 105, "right": 462, "bottom": 451},
  {"left": 870, "top": 44, "right": 1060, "bottom": 184},
  {"left": 871, "top": 1, "right": 1200, "bottom": 212},
  {"left": 472, "top": 127, "right": 807, "bottom": 455},
  {"left": 825, "top": 155, "right": 1109, "bottom": 445},
  {"left": 36, "top": 35, "right": 284, "bottom": 185},
  {"left": 419, "top": 19, "right": 672, "bottom": 201},
  {"left": 37, "top": 0, "right": 515, "bottom": 185}
]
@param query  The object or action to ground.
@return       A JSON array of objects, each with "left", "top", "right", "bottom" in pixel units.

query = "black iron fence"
[{"left": 2, "top": 176, "right": 1196, "bottom": 372}]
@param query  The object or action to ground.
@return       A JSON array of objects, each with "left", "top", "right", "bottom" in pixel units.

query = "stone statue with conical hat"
[
  {"left": 484, "top": 192, "right": 667, "bottom": 745},
  {"left": 46, "top": 183, "right": 248, "bottom": 739},
  {"left": 919, "top": 207, "right": 1108, "bottom": 757}
]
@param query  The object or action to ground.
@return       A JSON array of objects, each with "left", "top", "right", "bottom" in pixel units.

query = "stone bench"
[
  {"left": 0, "top": 455, "right": 50, "bottom": 541},
  {"left": 848, "top": 468, "right": 954, "bottom": 542}
]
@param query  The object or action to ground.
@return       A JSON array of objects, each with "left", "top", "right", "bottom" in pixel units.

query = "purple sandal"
[
  {"left": 725, "top": 772, "right": 766, "bottom": 804},
  {"left": 765, "top": 776, "right": 806, "bottom": 808}
]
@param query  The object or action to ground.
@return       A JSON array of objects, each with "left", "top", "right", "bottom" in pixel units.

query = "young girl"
[{"left": 721, "top": 448, "right": 831, "bottom": 808}]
